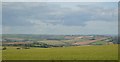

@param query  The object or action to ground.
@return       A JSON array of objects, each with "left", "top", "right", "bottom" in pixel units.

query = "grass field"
[
  {"left": 38, "top": 40, "right": 66, "bottom": 45},
  {"left": 2, "top": 44, "right": 118, "bottom": 60},
  {"left": 90, "top": 41, "right": 107, "bottom": 45}
]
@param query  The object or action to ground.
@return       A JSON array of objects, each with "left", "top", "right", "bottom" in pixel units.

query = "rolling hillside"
[{"left": 2, "top": 44, "right": 118, "bottom": 60}]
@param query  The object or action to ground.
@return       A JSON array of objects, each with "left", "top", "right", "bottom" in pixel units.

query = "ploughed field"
[{"left": 2, "top": 44, "right": 118, "bottom": 60}]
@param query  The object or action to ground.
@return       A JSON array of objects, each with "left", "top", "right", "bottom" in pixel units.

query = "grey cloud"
[{"left": 2, "top": 2, "right": 118, "bottom": 27}]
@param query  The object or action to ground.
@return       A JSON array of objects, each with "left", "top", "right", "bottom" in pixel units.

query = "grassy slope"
[
  {"left": 90, "top": 41, "right": 107, "bottom": 45},
  {"left": 0, "top": 46, "right": 2, "bottom": 60},
  {"left": 2, "top": 45, "right": 118, "bottom": 60},
  {"left": 39, "top": 40, "right": 66, "bottom": 45}
]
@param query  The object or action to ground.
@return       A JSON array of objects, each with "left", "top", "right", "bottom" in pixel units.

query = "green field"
[
  {"left": 38, "top": 40, "right": 66, "bottom": 45},
  {"left": 90, "top": 41, "right": 107, "bottom": 45},
  {"left": 2, "top": 44, "right": 118, "bottom": 60}
]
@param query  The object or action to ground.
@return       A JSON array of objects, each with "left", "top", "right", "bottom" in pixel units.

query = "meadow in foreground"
[{"left": 2, "top": 44, "right": 118, "bottom": 60}]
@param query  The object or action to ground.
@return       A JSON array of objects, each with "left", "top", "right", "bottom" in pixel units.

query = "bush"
[
  {"left": 2, "top": 47, "right": 7, "bottom": 50},
  {"left": 16, "top": 47, "right": 21, "bottom": 50}
]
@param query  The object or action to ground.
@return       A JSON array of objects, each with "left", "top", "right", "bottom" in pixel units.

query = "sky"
[
  {"left": 2, "top": 0, "right": 119, "bottom": 2},
  {"left": 2, "top": 2, "right": 118, "bottom": 35}
]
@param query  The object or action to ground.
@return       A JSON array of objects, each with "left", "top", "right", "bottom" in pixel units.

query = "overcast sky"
[
  {"left": 2, "top": 0, "right": 119, "bottom": 2},
  {"left": 2, "top": 2, "right": 118, "bottom": 35}
]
